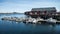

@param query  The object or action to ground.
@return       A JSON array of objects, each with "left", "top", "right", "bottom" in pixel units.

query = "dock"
[
  {"left": 1, "top": 17, "right": 60, "bottom": 24},
  {"left": 1, "top": 17, "right": 25, "bottom": 22}
]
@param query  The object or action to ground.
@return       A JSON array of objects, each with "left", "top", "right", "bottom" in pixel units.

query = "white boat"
[
  {"left": 32, "top": 17, "right": 44, "bottom": 24},
  {"left": 36, "top": 17, "right": 44, "bottom": 21},
  {"left": 32, "top": 18, "right": 37, "bottom": 24},
  {"left": 25, "top": 18, "right": 38, "bottom": 24},
  {"left": 25, "top": 17, "right": 34, "bottom": 23},
  {"left": 46, "top": 18, "right": 57, "bottom": 23}
]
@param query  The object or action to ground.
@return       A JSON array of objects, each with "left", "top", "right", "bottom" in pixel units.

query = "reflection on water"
[{"left": 0, "top": 14, "right": 60, "bottom": 34}]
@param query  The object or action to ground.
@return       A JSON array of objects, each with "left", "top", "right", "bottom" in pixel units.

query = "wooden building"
[{"left": 24, "top": 7, "right": 60, "bottom": 19}]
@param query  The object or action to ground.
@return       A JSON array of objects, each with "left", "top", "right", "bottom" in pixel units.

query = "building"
[{"left": 24, "top": 7, "right": 60, "bottom": 19}]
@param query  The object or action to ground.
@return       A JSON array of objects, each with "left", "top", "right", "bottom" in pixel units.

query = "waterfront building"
[{"left": 25, "top": 7, "right": 60, "bottom": 20}]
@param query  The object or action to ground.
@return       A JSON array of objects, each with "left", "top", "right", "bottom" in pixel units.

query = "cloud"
[{"left": 0, "top": 0, "right": 60, "bottom": 13}]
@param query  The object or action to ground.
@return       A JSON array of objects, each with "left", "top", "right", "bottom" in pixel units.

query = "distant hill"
[{"left": 0, "top": 12, "right": 24, "bottom": 14}]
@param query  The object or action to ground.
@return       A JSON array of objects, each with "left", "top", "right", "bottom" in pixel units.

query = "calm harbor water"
[{"left": 0, "top": 13, "right": 60, "bottom": 34}]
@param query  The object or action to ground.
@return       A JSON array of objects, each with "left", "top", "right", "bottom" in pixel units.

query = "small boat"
[
  {"left": 46, "top": 18, "right": 57, "bottom": 24},
  {"left": 36, "top": 17, "right": 44, "bottom": 21},
  {"left": 32, "top": 18, "right": 37, "bottom": 24},
  {"left": 23, "top": 17, "right": 33, "bottom": 23}
]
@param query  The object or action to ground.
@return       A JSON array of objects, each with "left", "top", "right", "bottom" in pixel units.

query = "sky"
[{"left": 0, "top": 0, "right": 60, "bottom": 13}]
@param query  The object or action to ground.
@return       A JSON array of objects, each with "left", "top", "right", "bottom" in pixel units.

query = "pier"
[{"left": 1, "top": 17, "right": 60, "bottom": 24}]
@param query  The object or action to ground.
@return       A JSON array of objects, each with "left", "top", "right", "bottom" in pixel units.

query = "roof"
[{"left": 31, "top": 7, "right": 56, "bottom": 12}]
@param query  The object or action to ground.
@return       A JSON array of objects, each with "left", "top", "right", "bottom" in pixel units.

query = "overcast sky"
[{"left": 0, "top": 0, "right": 60, "bottom": 13}]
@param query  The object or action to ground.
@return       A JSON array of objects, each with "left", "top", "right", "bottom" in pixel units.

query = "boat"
[
  {"left": 32, "top": 18, "right": 37, "bottom": 24},
  {"left": 46, "top": 18, "right": 57, "bottom": 24}
]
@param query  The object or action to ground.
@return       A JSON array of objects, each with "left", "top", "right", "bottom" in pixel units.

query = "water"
[{"left": 0, "top": 13, "right": 60, "bottom": 34}]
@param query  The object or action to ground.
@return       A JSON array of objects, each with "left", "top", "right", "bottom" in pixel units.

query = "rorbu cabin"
[{"left": 24, "top": 7, "right": 60, "bottom": 19}]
